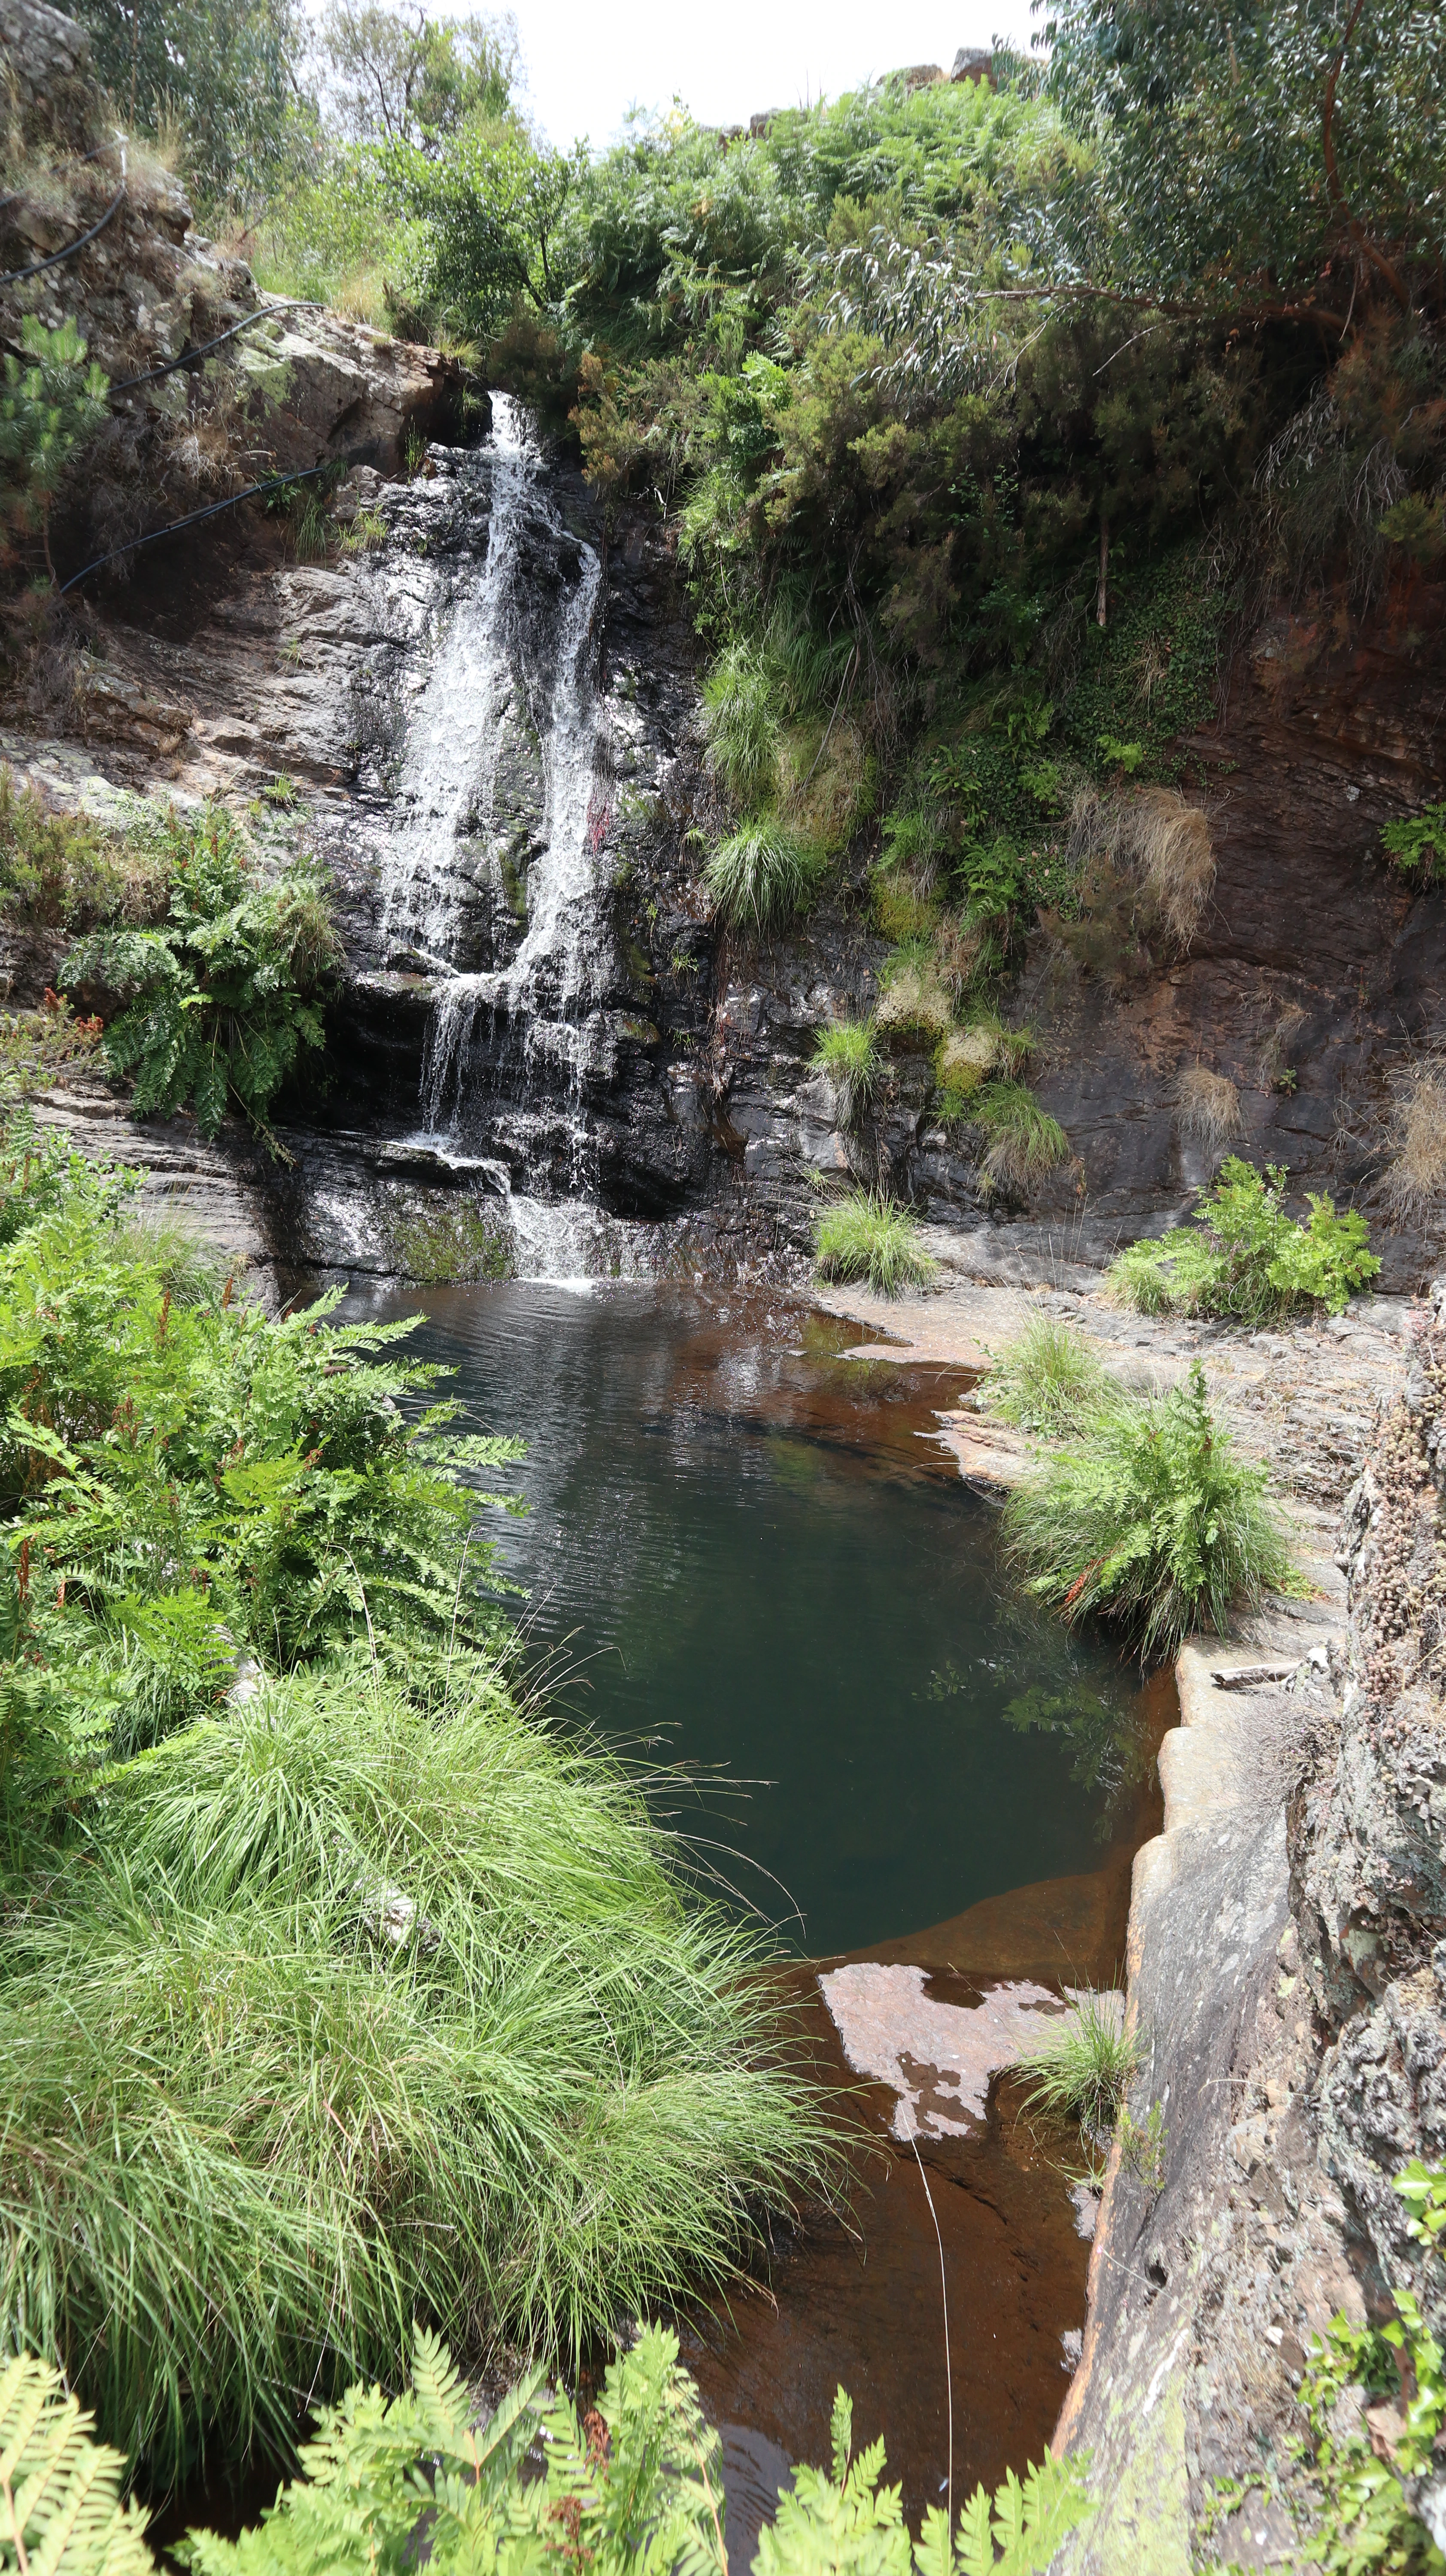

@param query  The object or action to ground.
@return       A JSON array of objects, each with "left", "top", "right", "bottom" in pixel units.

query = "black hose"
[
  {"left": 110, "top": 295, "right": 322, "bottom": 394},
  {"left": 57, "top": 460, "right": 332, "bottom": 594},
  {"left": 0, "top": 180, "right": 127, "bottom": 289},
  {"left": 0, "top": 137, "right": 122, "bottom": 218}
]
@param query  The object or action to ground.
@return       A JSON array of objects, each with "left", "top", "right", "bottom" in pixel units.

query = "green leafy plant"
[
  {"left": 1005, "top": 1358, "right": 1294, "bottom": 1657},
  {"left": 63, "top": 804, "right": 341, "bottom": 1148},
  {"left": 0, "top": 317, "right": 109, "bottom": 583},
  {"left": 814, "top": 1192, "right": 937, "bottom": 1296},
  {"left": 2, "top": 2327, "right": 1094, "bottom": 2576},
  {"left": 1096, "top": 735, "right": 1145, "bottom": 774},
  {"left": 704, "top": 818, "right": 818, "bottom": 932},
  {"left": 0, "top": 2352, "right": 153, "bottom": 2576},
  {"left": 1382, "top": 803, "right": 1446, "bottom": 883},
  {"left": 1012, "top": 1991, "right": 1142, "bottom": 2136},
  {"left": 1107, "top": 1159, "right": 1380, "bottom": 1323},
  {"left": 813, "top": 1018, "right": 882, "bottom": 1126},
  {"left": 981, "top": 1315, "right": 1110, "bottom": 1439}
]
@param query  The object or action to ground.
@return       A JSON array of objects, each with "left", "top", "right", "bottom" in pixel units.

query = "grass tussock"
[
  {"left": 1004, "top": 1357, "right": 1294, "bottom": 1657},
  {"left": 981, "top": 1313, "right": 1110, "bottom": 1439},
  {"left": 814, "top": 1191, "right": 937, "bottom": 1295},
  {"left": 1065, "top": 784, "right": 1216, "bottom": 955},
  {"left": 1386, "top": 1064, "right": 1446, "bottom": 1223},
  {"left": 1175, "top": 1063, "right": 1242, "bottom": 1152},
  {"left": 704, "top": 819, "right": 817, "bottom": 932},
  {"left": 1012, "top": 1991, "right": 1142, "bottom": 2134},
  {"left": 974, "top": 1080, "right": 1069, "bottom": 1196},
  {"left": 812, "top": 1017, "right": 881, "bottom": 1125},
  {"left": 4, "top": 1661, "right": 832, "bottom": 2489}
]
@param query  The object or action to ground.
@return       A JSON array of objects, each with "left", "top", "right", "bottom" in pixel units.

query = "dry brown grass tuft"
[
  {"left": 1386, "top": 1066, "right": 1446, "bottom": 1222},
  {"left": 1065, "top": 785, "right": 1217, "bottom": 953},
  {"left": 1176, "top": 1064, "right": 1242, "bottom": 1151},
  {"left": 1132, "top": 788, "right": 1216, "bottom": 945},
  {"left": 936, "top": 1024, "right": 998, "bottom": 1098}
]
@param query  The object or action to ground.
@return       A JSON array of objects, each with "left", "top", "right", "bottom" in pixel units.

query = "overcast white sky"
[{"left": 440, "top": 0, "right": 1030, "bottom": 152}]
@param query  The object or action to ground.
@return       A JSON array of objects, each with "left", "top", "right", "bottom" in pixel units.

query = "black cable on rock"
[
  {"left": 58, "top": 459, "right": 333, "bottom": 594},
  {"left": 110, "top": 295, "right": 321, "bottom": 394},
  {"left": 0, "top": 179, "right": 126, "bottom": 289}
]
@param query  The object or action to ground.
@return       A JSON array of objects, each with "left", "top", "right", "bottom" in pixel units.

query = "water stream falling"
[{"left": 379, "top": 395, "right": 607, "bottom": 1148}]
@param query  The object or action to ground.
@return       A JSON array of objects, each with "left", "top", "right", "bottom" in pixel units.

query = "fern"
[
  {"left": 3, "top": 2339, "right": 1095, "bottom": 2576},
  {"left": 0, "top": 2358, "right": 152, "bottom": 2576}
]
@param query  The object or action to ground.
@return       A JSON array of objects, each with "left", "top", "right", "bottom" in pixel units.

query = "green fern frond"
[{"left": 0, "top": 2357, "right": 153, "bottom": 2576}]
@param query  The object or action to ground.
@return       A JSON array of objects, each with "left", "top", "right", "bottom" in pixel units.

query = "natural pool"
[
  {"left": 345, "top": 1277, "right": 1168, "bottom": 2543},
  {"left": 357, "top": 1280, "right": 1151, "bottom": 1956}
]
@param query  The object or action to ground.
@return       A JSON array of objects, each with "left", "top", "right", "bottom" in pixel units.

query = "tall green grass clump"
[
  {"left": 814, "top": 1191, "right": 937, "bottom": 1295},
  {"left": 0, "top": 1132, "right": 833, "bottom": 2490},
  {"left": 1109, "top": 1157, "right": 1379, "bottom": 1321},
  {"left": 1012, "top": 1992, "right": 1142, "bottom": 2136},
  {"left": 812, "top": 1016, "right": 881, "bottom": 1125},
  {"left": 703, "top": 818, "right": 818, "bottom": 932},
  {"left": 6, "top": 2326, "right": 1096, "bottom": 2576},
  {"left": 1005, "top": 1359, "right": 1293, "bottom": 1657},
  {"left": 982, "top": 1314, "right": 1110, "bottom": 1438},
  {"left": 700, "top": 638, "right": 782, "bottom": 806},
  {"left": 973, "top": 1081, "right": 1069, "bottom": 1196}
]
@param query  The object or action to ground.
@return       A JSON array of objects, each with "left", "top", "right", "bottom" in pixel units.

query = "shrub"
[
  {"left": 1108, "top": 1157, "right": 1380, "bottom": 1321},
  {"left": 0, "top": 1143, "right": 833, "bottom": 2486},
  {"left": 973, "top": 1081, "right": 1069, "bottom": 1195},
  {"left": 1004, "top": 1358, "right": 1294, "bottom": 1657},
  {"left": 814, "top": 1191, "right": 937, "bottom": 1294},
  {"left": 1174, "top": 1063, "right": 1242, "bottom": 1153},
  {"left": 1381, "top": 801, "right": 1446, "bottom": 882},
  {"left": 812, "top": 1016, "right": 881, "bottom": 1124},
  {"left": 1012, "top": 1991, "right": 1142, "bottom": 2136},
  {"left": 981, "top": 1314, "right": 1110, "bottom": 1438},
  {"left": 3, "top": 2328, "right": 1096, "bottom": 2576},
  {"left": 63, "top": 803, "right": 341, "bottom": 1147},
  {"left": 0, "top": 317, "right": 109, "bottom": 582},
  {"left": 387, "top": 1197, "right": 515, "bottom": 1282},
  {"left": 0, "top": 764, "right": 122, "bottom": 928},
  {"left": 703, "top": 817, "right": 817, "bottom": 932}
]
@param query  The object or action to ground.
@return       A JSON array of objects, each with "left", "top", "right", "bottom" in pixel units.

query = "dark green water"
[{"left": 355, "top": 1280, "right": 1145, "bottom": 1960}]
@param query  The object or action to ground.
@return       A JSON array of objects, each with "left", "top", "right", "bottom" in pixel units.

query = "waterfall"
[{"left": 372, "top": 393, "right": 607, "bottom": 1142}]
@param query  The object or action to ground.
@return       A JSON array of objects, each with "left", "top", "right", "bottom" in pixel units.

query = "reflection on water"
[
  {"left": 340, "top": 1278, "right": 1170, "bottom": 2543},
  {"left": 351, "top": 1280, "right": 1151, "bottom": 1959}
]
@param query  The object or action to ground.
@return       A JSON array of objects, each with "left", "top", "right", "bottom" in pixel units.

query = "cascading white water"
[
  {"left": 394, "top": 397, "right": 605, "bottom": 1138},
  {"left": 379, "top": 396, "right": 536, "bottom": 964}
]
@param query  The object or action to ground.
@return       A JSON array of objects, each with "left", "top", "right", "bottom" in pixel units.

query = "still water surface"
[{"left": 354, "top": 1278, "right": 1148, "bottom": 1959}]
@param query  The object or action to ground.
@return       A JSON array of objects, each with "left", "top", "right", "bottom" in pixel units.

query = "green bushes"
[
  {"left": 703, "top": 818, "right": 818, "bottom": 932},
  {"left": 1382, "top": 801, "right": 1446, "bottom": 883},
  {"left": 0, "top": 1139, "right": 831, "bottom": 2484},
  {"left": 63, "top": 802, "right": 340, "bottom": 1146},
  {"left": 6, "top": 2327, "right": 1096, "bottom": 2576},
  {"left": 814, "top": 1192, "right": 936, "bottom": 1295},
  {"left": 1108, "top": 1158, "right": 1379, "bottom": 1321},
  {"left": 0, "top": 318, "right": 109, "bottom": 582},
  {"left": 1005, "top": 1357, "right": 1293, "bottom": 1657},
  {"left": 0, "top": 765, "right": 126, "bottom": 927}
]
